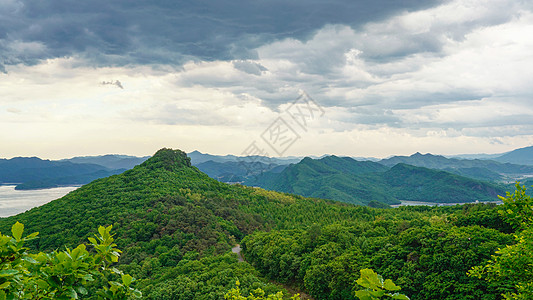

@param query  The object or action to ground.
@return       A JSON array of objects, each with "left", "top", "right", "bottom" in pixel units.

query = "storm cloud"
[
  {"left": 0, "top": 0, "right": 443, "bottom": 70},
  {"left": 1, "top": 0, "right": 533, "bottom": 158}
]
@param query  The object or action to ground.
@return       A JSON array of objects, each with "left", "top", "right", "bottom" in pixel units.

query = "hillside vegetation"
[{"left": 0, "top": 148, "right": 525, "bottom": 299}]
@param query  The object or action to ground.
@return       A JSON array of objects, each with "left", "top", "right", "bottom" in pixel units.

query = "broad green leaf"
[
  {"left": 122, "top": 274, "right": 133, "bottom": 286},
  {"left": 354, "top": 290, "right": 372, "bottom": 300},
  {"left": 0, "top": 282, "right": 10, "bottom": 289},
  {"left": 77, "top": 286, "right": 88, "bottom": 295},
  {"left": 0, "top": 269, "right": 19, "bottom": 277},
  {"left": 26, "top": 232, "right": 39, "bottom": 239},
  {"left": 36, "top": 279, "right": 49, "bottom": 289},
  {"left": 357, "top": 268, "right": 381, "bottom": 289},
  {"left": 11, "top": 222, "right": 23, "bottom": 241},
  {"left": 132, "top": 290, "right": 143, "bottom": 298},
  {"left": 383, "top": 279, "right": 401, "bottom": 291},
  {"left": 68, "top": 287, "right": 78, "bottom": 299},
  {"left": 98, "top": 226, "right": 106, "bottom": 239}
]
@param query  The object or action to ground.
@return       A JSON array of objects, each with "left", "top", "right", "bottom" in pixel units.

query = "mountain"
[
  {"left": 384, "top": 163, "right": 505, "bottom": 203},
  {"left": 0, "top": 148, "right": 519, "bottom": 299},
  {"left": 0, "top": 156, "right": 136, "bottom": 190},
  {"left": 448, "top": 153, "right": 505, "bottom": 160},
  {"left": 187, "top": 150, "right": 239, "bottom": 164},
  {"left": 494, "top": 145, "right": 533, "bottom": 165},
  {"left": 0, "top": 149, "right": 365, "bottom": 253},
  {"left": 195, "top": 160, "right": 287, "bottom": 183},
  {"left": 14, "top": 169, "right": 126, "bottom": 190},
  {"left": 61, "top": 154, "right": 150, "bottom": 169},
  {"left": 0, "top": 148, "right": 402, "bottom": 297},
  {"left": 0, "top": 157, "right": 108, "bottom": 184},
  {"left": 246, "top": 155, "right": 506, "bottom": 205},
  {"left": 245, "top": 155, "right": 396, "bottom": 206},
  {"left": 188, "top": 150, "right": 301, "bottom": 183},
  {"left": 188, "top": 150, "right": 302, "bottom": 166},
  {"left": 380, "top": 152, "right": 533, "bottom": 181}
]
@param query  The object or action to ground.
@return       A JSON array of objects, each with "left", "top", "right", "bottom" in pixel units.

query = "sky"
[{"left": 1, "top": 0, "right": 533, "bottom": 159}]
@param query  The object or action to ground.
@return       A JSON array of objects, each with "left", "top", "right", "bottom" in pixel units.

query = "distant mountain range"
[
  {"left": 0, "top": 157, "right": 123, "bottom": 190},
  {"left": 60, "top": 154, "right": 150, "bottom": 170},
  {"left": 379, "top": 152, "right": 533, "bottom": 181},
  {"left": 245, "top": 155, "right": 506, "bottom": 206},
  {"left": 0, "top": 155, "right": 148, "bottom": 190},
  {"left": 2, "top": 146, "right": 531, "bottom": 194},
  {"left": 492, "top": 145, "right": 533, "bottom": 165}
]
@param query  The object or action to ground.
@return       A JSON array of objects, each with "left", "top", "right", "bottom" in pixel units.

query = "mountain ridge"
[{"left": 246, "top": 155, "right": 506, "bottom": 205}]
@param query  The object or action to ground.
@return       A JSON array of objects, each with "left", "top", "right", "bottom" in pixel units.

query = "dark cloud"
[
  {"left": 101, "top": 80, "right": 123, "bottom": 89},
  {"left": 0, "top": 0, "right": 443, "bottom": 69},
  {"left": 232, "top": 60, "right": 267, "bottom": 75}
]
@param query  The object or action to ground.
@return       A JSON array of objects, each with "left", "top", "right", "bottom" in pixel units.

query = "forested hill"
[
  {"left": 0, "top": 148, "right": 523, "bottom": 299},
  {"left": 245, "top": 155, "right": 506, "bottom": 205}
]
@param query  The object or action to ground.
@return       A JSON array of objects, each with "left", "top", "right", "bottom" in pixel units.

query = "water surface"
[{"left": 0, "top": 185, "right": 78, "bottom": 218}]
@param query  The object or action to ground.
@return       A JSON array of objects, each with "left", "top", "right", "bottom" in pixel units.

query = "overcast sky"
[{"left": 1, "top": 0, "right": 533, "bottom": 159}]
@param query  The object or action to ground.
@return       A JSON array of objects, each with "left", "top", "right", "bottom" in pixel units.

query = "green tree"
[
  {"left": 224, "top": 280, "right": 300, "bottom": 300},
  {"left": 469, "top": 183, "right": 533, "bottom": 299},
  {"left": 0, "top": 222, "right": 141, "bottom": 299}
]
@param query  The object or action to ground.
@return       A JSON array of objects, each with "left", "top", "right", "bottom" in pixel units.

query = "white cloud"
[{"left": 2, "top": 0, "right": 533, "bottom": 158}]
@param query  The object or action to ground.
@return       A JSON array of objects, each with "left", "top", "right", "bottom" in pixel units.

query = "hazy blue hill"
[
  {"left": 494, "top": 145, "right": 533, "bottom": 165},
  {"left": 187, "top": 150, "right": 239, "bottom": 164},
  {"left": 14, "top": 168, "right": 127, "bottom": 190},
  {"left": 380, "top": 152, "right": 533, "bottom": 180},
  {"left": 61, "top": 154, "right": 150, "bottom": 169},
  {"left": 384, "top": 163, "right": 506, "bottom": 203},
  {"left": 188, "top": 150, "right": 302, "bottom": 166},
  {"left": 0, "top": 157, "right": 107, "bottom": 183},
  {"left": 195, "top": 160, "right": 287, "bottom": 182}
]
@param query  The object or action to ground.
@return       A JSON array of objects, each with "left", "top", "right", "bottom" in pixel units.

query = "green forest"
[
  {"left": 245, "top": 155, "right": 507, "bottom": 206},
  {"left": 1, "top": 149, "right": 531, "bottom": 299}
]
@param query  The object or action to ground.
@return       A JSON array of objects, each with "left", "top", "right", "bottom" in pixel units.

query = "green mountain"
[
  {"left": 0, "top": 148, "right": 521, "bottom": 299},
  {"left": 384, "top": 163, "right": 505, "bottom": 203},
  {"left": 0, "top": 149, "right": 380, "bottom": 297},
  {"left": 246, "top": 155, "right": 506, "bottom": 205},
  {"left": 494, "top": 145, "right": 533, "bottom": 165},
  {"left": 245, "top": 156, "right": 397, "bottom": 206}
]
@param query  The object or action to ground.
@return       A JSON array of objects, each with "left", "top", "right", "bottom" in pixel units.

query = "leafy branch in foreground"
[
  {"left": 354, "top": 269, "right": 409, "bottom": 300},
  {"left": 469, "top": 183, "right": 533, "bottom": 299},
  {"left": 0, "top": 222, "right": 141, "bottom": 299}
]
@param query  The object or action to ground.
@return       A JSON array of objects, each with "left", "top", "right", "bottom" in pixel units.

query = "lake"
[
  {"left": 390, "top": 199, "right": 502, "bottom": 208},
  {"left": 0, "top": 185, "right": 79, "bottom": 218}
]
